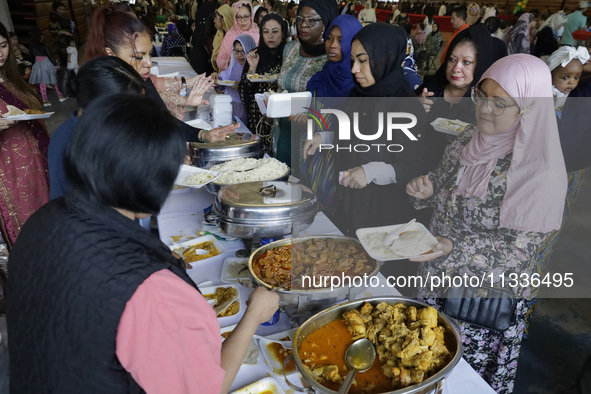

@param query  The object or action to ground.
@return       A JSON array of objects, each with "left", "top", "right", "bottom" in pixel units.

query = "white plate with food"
[
  {"left": 231, "top": 377, "right": 286, "bottom": 394},
  {"left": 217, "top": 80, "right": 238, "bottom": 87},
  {"left": 221, "top": 257, "right": 250, "bottom": 284},
  {"left": 356, "top": 222, "right": 442, "bottom": 261},
  {"left": 174, "top": 164, "right": 221, "bottom": 189},
  {"left": 169, "top": 234, "right": 225, "bottom": 264},
  {"left": 201, "top": 284, "right": 243, "bottom": 320},
  {"left": 247, "top": 73, "right": 278, "bottom": 83},
  {"left": 220, "top": 324, "right": 260, "bottom": 365},
  {"left": 258, "top": 337, "right": 297, "bottom": 376},
  {"left": 2, "top": 105, "right": 54, "bottom": 120},
  {"left": 430, "top": 117, "right": 470, "bottom": 136}
]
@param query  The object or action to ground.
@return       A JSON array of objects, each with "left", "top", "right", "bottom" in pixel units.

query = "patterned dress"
[
  {"left": 273, "top": 40, "right": 326, "bottom": 165},
  {"left": 412, "top": 126, "right": 553, "bottom": 393}
]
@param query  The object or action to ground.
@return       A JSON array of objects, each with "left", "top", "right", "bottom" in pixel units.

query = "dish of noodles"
[
  {"left": 298, "top": 302, "right": 453, "bottom": 393},
  {"left": 251, "top": 238, "right": 376, "bottom": 290}
]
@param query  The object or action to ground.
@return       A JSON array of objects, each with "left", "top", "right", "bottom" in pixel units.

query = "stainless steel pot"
[
  {"left": 208, "top": 182, "right": 319, "bottom": 239},
  {"left": 286, "top": 297, "right": 463, "bottom": 394},
  {"left": 205, "top": 172, "right": 290, "bottom": 195},
  {"left": 248, "top": 236, "right": 380, "bottom": 314},
  {"left": 189, "top": 133, "right": 264, "bottom": 168}
]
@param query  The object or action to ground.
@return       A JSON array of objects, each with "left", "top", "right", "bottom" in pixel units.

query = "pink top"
[
  {"left": 116, "top": 269, "right": 225, "bottom": 393},
  {"left": 216, "top": 1, "right": 259, "bottom": 71}
]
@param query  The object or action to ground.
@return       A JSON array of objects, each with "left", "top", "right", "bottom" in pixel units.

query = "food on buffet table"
[
  {"left": 247, "top": 73, "right": 278, "bottom": 81},
  {"left": 266, "top": 342, "right": 296, "bottom": 373},
  {"left": 360, "top": 230, "right": 437, "bottom": 259},
  {"left": 3, "top": 105, "right": 26, "bottom": 116},
  {"left": 25, "top": 109, "right": 46, "bottom": 114},
  {"left": 204, "top": 286, "right": 239, "bottom": 317},
  {"left": 299, "top": 302, "right": 452, "bottom": 393},
  {"left": 183, "top": 171, "right": 218, "bottom": 186},
  {"left": 176, "top": 241, "right": 220, "bottom": 263},
  {"left": 209, "top": 157, "right": 289, "bottom": 185},
  {"left": 252, "top": 238, "right": 375, "bottom": 290}
]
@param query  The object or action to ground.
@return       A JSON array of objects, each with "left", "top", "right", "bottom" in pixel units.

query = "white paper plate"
[
  {"left": 258, "top": 337, "right": 297, "bottom": 376},
  {"left": 174, "top": 164, "right": 221, "bottom": 188},
  {"left": 231, "top": 377, "right": 286, "bottom": 394},
  {"left": 220, "top": 324, "right": 260, "bottom": 365},
  {"left": 169, "top": 234, "right": 226, "bottom": 263},
  {"left": 3, "top": 112, "right": 54, "bottom": 121},
  {"left": 218, "top": 80, "right": 238, "bottom": 87},
  {"left": 356, "top": 222, "right": 442, "bottom": 261},
  {"left": 185, "top": 118, "right": 212, "bottom": 130},
  {"left": 430, "top": 117, "right": 470, "bottom": 137},
  {"left": 247, "top": 74, "right": 278, "bottom": 83},
  {"left": 200, "top": 284, "right": 243, "bottom": 321}
]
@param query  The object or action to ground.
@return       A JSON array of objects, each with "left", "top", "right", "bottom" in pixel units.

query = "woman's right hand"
[
  {"left": 244, "top": 287, "right": 280, "bottom": 324},
  {"left": 303, "top": 133, "right": 323, "bottom": 159},
  {"left": 246, "top": 49, "right": 259, "bottom": 73},
  {"left": 0, "top": 118, "right": 15, "bottom": 131},
  {"left": 418, "top": 88, "right": 434, "bottom": 113},
  {"left": 406, "top": 175, "right": 434, "bottom": 200}
]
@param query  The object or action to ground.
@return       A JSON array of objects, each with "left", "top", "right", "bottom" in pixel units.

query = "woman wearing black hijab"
[
  {"left": 306, "top": 24, "right": 430, "bottom": 235},
  {"left": 239, "top": 13, "right": 288, "bottom": 150},
  {"left": 274, "top": 0, "right": 338, "bottom": 165},
  {"left": 417, "top": 23, "right": 506, "bottom": 168}
]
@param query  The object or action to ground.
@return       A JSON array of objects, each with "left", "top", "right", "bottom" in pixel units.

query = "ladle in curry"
[{"left": 337, "top": 338, "right": 377, "bottom": 394}]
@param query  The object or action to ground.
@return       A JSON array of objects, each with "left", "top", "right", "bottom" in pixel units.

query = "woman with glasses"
[
  {"left": 273, "top": 0, "right": 338, "bottom": 165},
  {"left": 218, "top": 34, "right": 256, "bottom": 124},
  {"left": 211, "top": 4, "right": 234, "bottom": 72},
  {"left": 216, "top": 1, "right": 259, "bottom": 72},
  {"left": 418, "top": 24, "right": 506, "bottom": 169},
  {"left": 407, "top": 55, "right": 568, "bottom": 393}
]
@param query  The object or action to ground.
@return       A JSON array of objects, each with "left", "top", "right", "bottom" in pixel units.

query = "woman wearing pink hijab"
[
  {"left": 216, "top": 1, "right": 259, "bottom": 72},
  {"left": 407, "top": 54, "right": 567, "bottom": 393}
]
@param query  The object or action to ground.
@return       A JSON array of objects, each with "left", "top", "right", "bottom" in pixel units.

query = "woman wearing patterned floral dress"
[
  {"left": 407, "top": 55, "right": 568, "bottom": 393},
  {"left": 0, "top": 23, "right": 49, "bottom": 248}
]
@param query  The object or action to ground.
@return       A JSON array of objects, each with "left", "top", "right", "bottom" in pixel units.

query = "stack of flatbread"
[
  {"left": 390, "top": 231, "right": 438, "bottom": 257},
  {"left": 3, "top": 105, "right": 26, "bottom": 117}
]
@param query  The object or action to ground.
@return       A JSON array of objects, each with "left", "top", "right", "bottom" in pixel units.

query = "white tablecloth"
[
  {"left": 157, "top": 188, "right": 495, "bottom": 394},
  {"left": 152, "top": 56, "right": 196, "bottom": 78}
]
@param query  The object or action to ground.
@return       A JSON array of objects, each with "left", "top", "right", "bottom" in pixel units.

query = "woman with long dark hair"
[{"left": 0, "top": 22, "right": 50, "bottom": 248}]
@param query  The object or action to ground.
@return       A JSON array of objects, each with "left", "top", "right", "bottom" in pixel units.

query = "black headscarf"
[
  {"left": 298, "top": 0, "right": 338, "bottom": 56},
  {"left": 350, "top": 23, "right": 415, "bottom": 97},
  {"left": 420, "top": 23, "right": 507, "bottom": 96},
  {"left": 253, "top": 13, "right": 288, "bottom": 74}
]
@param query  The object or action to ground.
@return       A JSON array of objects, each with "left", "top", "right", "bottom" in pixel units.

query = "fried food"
[
  {"left": 203, "top": 287, "right": 239, "bottom": 317},
  {"left": 252, "top": 238, "right": 375, "bottom": 290},
  {"left": 24, "top": 109, "right": 46, "bottom": 114},
  {"left": 182, "top": 241, "right": 220, "bottom": 263}
]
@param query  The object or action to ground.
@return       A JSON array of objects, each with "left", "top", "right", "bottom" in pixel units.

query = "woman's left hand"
[
  {"left": 409, "top": 236, "right": 453, "bottom": 262},
  {"left": 185, "top": 74, "right": 214, "bottom": 106},
  {"left": 342, "top": 167, "right": 368, "bottom": 189}
]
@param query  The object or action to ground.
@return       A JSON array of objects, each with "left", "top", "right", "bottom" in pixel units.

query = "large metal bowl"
[
  {"left": 189, "top": 133, "right": 264, "bottom": 169},
  {"left": 290, "top": 297, "right": 463, "bottom": 394},
  {"left": 205, "top": 171, "right": 290, "bottom": 195},
  {"left": 248, "top": 236, "right": 380, "bottom": 313}
]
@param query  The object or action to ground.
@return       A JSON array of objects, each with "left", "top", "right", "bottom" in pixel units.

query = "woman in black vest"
[{"left": 7, "top": 95, "right": 279, "bottom": 394}]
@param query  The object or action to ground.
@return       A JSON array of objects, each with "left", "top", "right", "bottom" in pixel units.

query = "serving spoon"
[
  {"left": 383, "top": 219, "right": 416, "bottom": 246},
  {"left": 337, "top": 338, "right": 376, "bottom": 394}
]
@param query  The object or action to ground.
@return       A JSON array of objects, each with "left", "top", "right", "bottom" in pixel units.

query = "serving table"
[{"left": 157, "top": 188, "right": 495, "bottom": 393}]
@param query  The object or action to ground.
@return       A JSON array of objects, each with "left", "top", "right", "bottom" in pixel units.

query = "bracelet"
[{"left": 198, "top": 129, "right": 207, "bottom": 143}]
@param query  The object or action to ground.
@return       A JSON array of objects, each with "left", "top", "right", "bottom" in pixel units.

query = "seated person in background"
[
  {"left": 545, "top": 46, "right": 589, "bottom": 117},
  {"left": 8, "top": 94, "right": 280, "bottom": 394},
  {"left": 160, "top": 23, "right": 188, "bottom": 57},
  {"left": 414, "top": 22, "right": 442, "bottom": 69}
]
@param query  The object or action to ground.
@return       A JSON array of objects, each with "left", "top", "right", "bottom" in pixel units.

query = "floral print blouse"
[
  {"left": 412, "top": 126, "right": 550, "bottom": 298},
  {"left": 277, "top": 40, "right": 326, "bottom": 93}
]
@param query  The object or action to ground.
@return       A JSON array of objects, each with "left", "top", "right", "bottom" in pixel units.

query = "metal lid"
[
  {"left": 189, "top": 133, "right": 264, "bottom": 161},
  {"left": 214, "top": 181, "right": 318, "bottom": 223}
]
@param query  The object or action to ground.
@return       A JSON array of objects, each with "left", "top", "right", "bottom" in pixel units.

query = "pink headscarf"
[
  {"left": 456, "top": 54, "right": 567, "bottom": 233},
  {"left": 216, "top": 1, "right": 259, "bottom": 71}
]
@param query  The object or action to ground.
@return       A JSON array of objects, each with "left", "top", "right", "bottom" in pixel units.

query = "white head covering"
[
  {"left": 539, "top": 12, "right": 568, "bottom": 37},
  {"left": 579, "top": 1, "right": 589, "bottom": 9},
  {"left": 545, "top": 46, "right": 590, "bottom": 71}
]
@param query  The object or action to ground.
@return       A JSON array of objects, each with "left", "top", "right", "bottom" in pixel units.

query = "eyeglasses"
[
  {"left": 471, "top": 86, "right": 518, "bottom": 116},
  {"left": 295, "top": 16, "right": 323, "bottom": 27},
  {"left": 236, "top": 14, "right": 251, "bottom": 21},
  {"left": 233, "top": 49, "right": 245, "bottom": 55}
]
